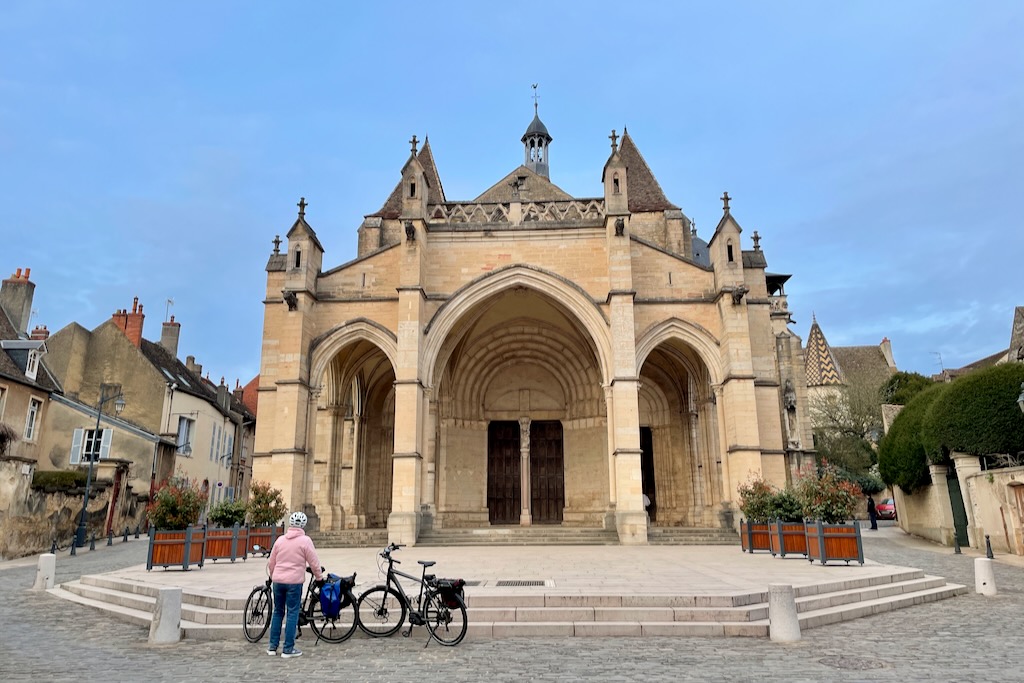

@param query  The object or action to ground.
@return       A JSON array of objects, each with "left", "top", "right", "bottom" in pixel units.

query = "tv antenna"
[
  {"left": 165, "top": 298, "right": 174, "bottom": 322},
  {"left": 931, "top": 351, "right": 944, "bottom": 371}
]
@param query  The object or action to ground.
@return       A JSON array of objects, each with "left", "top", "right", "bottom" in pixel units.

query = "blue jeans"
[{"left": 268, "top": 582, "right": 303, "bottom": 653}]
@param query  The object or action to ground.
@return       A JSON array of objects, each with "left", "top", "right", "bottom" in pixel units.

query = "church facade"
[{"left": 254, "top": 110, "right": 813, "bottom": 545}]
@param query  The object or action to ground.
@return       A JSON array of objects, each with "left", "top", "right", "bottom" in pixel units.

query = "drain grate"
[
  {"left": 495, "top": 580, "right": 546, "bottom": 587},
  {"left": 463, "top": 580, "right": 483, "bottom": 587}
]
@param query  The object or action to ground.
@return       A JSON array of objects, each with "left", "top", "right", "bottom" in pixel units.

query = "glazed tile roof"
[{"left": 805, "top": 319, "right": 843, "bottom": 387}]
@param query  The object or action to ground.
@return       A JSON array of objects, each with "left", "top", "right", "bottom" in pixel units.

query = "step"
[{"left": 795, "top": 583, "right": 968, "bottom": 629}]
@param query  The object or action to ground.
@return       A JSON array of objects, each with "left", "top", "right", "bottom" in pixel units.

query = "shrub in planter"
[
  {"left": 737, "top": 477, "right": 776, "bottom": 522},
  {"left": 794, "top": 464, "right": 862, "bottom": 523},
  {"left": 768, "top": 489, "right": 804, "bottom": 522},
  {"left": 247, "top": 481, "right": 288, "bottom": 527},
  {"left": 208, "top": 499, "right": 248, "bottom": 528},
  {"left": 147, "top": 476, "right": 208, "bottom": 530}
]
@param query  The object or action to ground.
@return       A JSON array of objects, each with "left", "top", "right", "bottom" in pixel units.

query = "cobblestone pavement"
[{"left": 1, "top": 529, "right": 1021, "bottom": 682}]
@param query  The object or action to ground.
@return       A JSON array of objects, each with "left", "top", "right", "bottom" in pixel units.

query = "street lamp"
[{"left": 75, "top": 384, "right": 126, "bottom": 547}]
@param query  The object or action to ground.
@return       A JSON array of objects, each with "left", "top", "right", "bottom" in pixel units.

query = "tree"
[
  {"left": 809, "top": 376, "right": 886, "bottom": 475},
  {"left": 247, "top": 481, "right": 289, "bottom": 526},
  {"left": 0, "top": 423, "right": 16, "bottom": 457},
  {"left": 878, "top": 383, "right": 947, "bottom": 493},
  {"left": 881, "top": 371, "right": 934, "bottom": 405}
]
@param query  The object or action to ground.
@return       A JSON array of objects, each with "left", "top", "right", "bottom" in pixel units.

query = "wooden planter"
[
  {"left": 247, "top": 525, "right": 285, "bottom": 556},
  {"left": 739, "top": 520, "right": 772, "bottom": 553},
  {"left": 770, "top": 521, "right": 808, "bottom": 558},
  {"left": 205, "top": 524, "right": 249, "bottom": 562},
  {"left": 805, "top": 520, "right": 864, "bottom": 565},
  {"left": 146, "top": 526, "right": 206, "bottom": 571}
]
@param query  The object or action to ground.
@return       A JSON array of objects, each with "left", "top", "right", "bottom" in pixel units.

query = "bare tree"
[
  {"left": 0, "top": 423, "right": 17, "bottom": 457},
  {"left": 809, "top": 378, "right": 884, "bottom": 475}
]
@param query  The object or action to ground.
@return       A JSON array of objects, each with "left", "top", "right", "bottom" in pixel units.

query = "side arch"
[
  {"left": 635, "top": 318, "right": 722, "bottom": 385},
  {"left": 422, "top": 265, "right": 613, "bottom": 387},
  {"left": 309, "top": 318, "right": 399, "bottom": 386}
]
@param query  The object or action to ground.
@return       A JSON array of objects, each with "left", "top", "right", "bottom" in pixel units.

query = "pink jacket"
[{"left": 268, "top": 527, "right": 323, "bottom": 585}]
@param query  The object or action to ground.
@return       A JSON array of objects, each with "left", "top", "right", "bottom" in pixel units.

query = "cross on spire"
[
  {"left": 752, "top": 230, "right": 761, "bottom": 251},
  {"left": 609, "top": 129, "right": 619, "bottom": 151},
  {"left": 409, "top": 134, "right": 418, "bottom": 155},
  {"left": 297, "top": 197, "right": 307, "bottom": 218},
  {"left": 272, "top": 235, "right": 282, "bottom": 254},
  {"left": 721, "top": 191, "right": 731, "bottom": 212}
]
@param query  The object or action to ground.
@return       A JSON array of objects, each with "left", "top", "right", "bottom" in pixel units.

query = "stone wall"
[
  {"left": 0, "top": 457, "right": 147, "bottom": 560},
  {"left": 964, "top": 466, "right": 1024, "bottom": 555}
]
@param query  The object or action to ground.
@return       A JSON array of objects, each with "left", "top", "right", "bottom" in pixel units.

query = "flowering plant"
[
  {"left": 147, "top": 475, "right": 208, "bottom": 529},
  {"left": 794, "top": 464, "right": 863, "bottom": 524},
  {"left": 737, "top": 476, "right": 777, "bottom": 523},
  {"left": 247, "top": 481, "right": 288, "bottom": 527}
]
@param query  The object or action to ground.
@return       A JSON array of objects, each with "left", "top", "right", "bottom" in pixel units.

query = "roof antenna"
[{"left": 931, "top": 351, "right": 944, "bottom": 371}]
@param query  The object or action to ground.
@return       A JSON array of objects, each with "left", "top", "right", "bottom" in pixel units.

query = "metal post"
[
  {"left": 50, "top": 539, "right": 58, "bottom": 555},
  {"left": 107, "top": 529, "right": 113, "bottom": 546},
  {"left": 985, "top": 535, "right": 994, "bottom": 559},
  {"left": 123, "top": 526, "right": 130, "bottom": 542},
  {"left": 135, "top": 524, "right": 140, "bottom": 539},
  {"left": 70, "top": 540, "right": 77, "bottom": 556},
  {"left": 89, "top": 534, "right": 96, "bottom": 551},
  {"left": 75, "top": 386, "right": 125, "bottom": 547},
  {"left": 953, "top": 533, "right": 961, "bottom": 554}
]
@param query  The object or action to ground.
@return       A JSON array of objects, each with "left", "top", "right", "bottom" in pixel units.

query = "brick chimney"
[
  {"left": 880, "top": 337, "right": 896, "bottom": 369},
  {"left": 217, "top": 377, "right": 230, "bottom": 412},
  {"left": 232, "top": 378, "right": 244, "bottom": 402},
  {"left": 29, "top": 324, "right": 49, "bottom": 341},
  {"left": 0, "top": 267, "right": 36, "bottom": 335},
  {"left": 111, "top": 297, "right": 145, "bottom": 347},
  {"left": 160, "top": 315, "right": 181, "bottom": 357}
]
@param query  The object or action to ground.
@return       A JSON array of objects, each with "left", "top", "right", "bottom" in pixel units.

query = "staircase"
[
  {"left": 50, "top": 567, "right": 966, "bottom": 641},
  {"left": 415, "top": 527, "right": 619, "bottom": 546},
  {"left": 309, "top": 529, "right": 388, "bottom": 549},
  {"left": 647, "top": 527, "right": 739, "bottom": 545}
]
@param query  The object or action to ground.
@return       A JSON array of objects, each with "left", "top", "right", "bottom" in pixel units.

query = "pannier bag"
[
  {"left": 435, "top": 578, "right": 466, "bottom": 608},
  {"left": 319, "top": 573, "right": 343, "bottom": 619}
]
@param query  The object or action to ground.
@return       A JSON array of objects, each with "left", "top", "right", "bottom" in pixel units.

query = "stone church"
[{"left": 254, "top": 107, "right": 813, "bottom": 545}]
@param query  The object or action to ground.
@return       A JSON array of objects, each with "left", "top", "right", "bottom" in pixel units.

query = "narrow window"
[
  {"left": 26, "top": 350, "right": 39, "bottom": 380},
  {"left": 727, "top": 242, "right": 735, "bottom": 262},
  {"left": 0, "top": 386, "right": 7, "bottom": 419},
  {"left": 24, "top": 398, "right": 42, "bottom": 440},
  {"left": 410, "top": 182, "right": 416, "bottom": 198},
  {"left": 613, "top": 175, "right": 620, "bottom": 194},
  {"left": 294, "top": 247, "right": 302, "bottom": 268}
]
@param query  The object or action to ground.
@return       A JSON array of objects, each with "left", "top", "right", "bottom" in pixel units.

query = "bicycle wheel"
[
  {"left": 242, "top": 586, "right": 272, "bottom": 643},
  {"left": 356, "top": 586, "right": 406, "bottom": 637},
  {"left": 424, "top": 591, "right": 468, "bottom": 646},
  {"left": 308, "top": 590, "right": 359, "bottom": 643}
]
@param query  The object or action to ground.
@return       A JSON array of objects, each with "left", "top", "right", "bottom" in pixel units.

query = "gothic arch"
[
  {"left": 635, "top": 318, "right": 722, "bottom": 385},
  {"left": 309, "top": 318, "right": 399, "bottom": 387}
]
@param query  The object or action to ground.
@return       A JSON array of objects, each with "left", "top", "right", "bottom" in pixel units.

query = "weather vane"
[{"left": 531, "top": 83, "right": 539, "bottom": 114}]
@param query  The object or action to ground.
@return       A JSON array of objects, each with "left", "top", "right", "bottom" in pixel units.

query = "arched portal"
[
  {"left": 429, "top": 286, "right": 607, "bottom": 528},
  {"left": 637, "top": 338, "right": 724, "bottom": 527},
  {"left": 308, "top": 336, "right": 396, "bottom": 531}
]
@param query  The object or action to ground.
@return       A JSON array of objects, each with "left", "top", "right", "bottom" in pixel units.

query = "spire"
[{"left": 522, "top": 84, "right": 552, "bottom": 179}]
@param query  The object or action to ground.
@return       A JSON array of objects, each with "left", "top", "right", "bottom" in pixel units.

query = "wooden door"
[
  {"left": 487, "top": 421, "right": 521, "bottom": 525},
  {"left": 530, "top": 420, "right": 564, "bottom": 524}
]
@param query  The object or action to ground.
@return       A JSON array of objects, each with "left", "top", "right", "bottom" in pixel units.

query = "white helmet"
[{"left": 289, "top": 511, "right": 308, "bottom": 529}]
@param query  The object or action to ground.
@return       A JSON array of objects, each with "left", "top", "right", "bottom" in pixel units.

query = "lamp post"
[{"left": 75, "top": 385, "right": 126, "bottom": 547}]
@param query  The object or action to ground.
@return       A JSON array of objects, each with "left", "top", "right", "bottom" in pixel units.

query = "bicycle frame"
[{"left": 380, "top": 554, "right": 433, "bottom": 622}]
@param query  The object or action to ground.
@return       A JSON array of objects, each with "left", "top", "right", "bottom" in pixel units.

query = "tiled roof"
[
  {"left": 139, "top": 340, "right": 254, "bottom": 420},
  {"left": 831, "top": 345, "right": 896, "bottom": 393},
  {"left": 0, "top": 305, "right": 60, "bottom": 392},
  {"left": 618, "top": 131, "right": 678, "bottom": 213},
  {"left": 805, "top": 319, "right": 843, "bottom": 387},
  {"left": 472, "top": 166, "right": 574, "bottom": 203},
  {"left": 370, "top": 139, "right": 446, "bottom": 219}
]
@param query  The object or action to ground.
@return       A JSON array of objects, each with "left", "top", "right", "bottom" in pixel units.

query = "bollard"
[
  {"left": 953, "top": 533, "right": 961, "bottom": 554},
  {"left": 89, "top": 534, "right": 96, "bottom": 551},
  {"left": 50, "top": 539, "right": 58, "bottom": 555},
  {"left": 70, "top": 541, "right": 77, "bottom": 557},
  {"left": 123, "top": 526, "right": 130, "bottom": 543},
  {"left": 985, "top": 535, "right": 994, "bottom": 560},
  {"left": 149, "top": 587, "right": 183, "bottom": 644},
  {"left": 768, "top": 583, "right": 802, "bottom": 642},
  {"left": 975, "top": 557, "right": 997, "bottom": 596},
  {"left": 134, "top": 525, "right": 141, "bottom": 539},
  {"left": 107, "top": 529, "right": 113, "bottom": 546},
  {"left": 31, "top": 553, "right": 56, "bottom": 591}
]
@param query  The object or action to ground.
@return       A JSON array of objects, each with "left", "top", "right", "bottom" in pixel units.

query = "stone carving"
[{"left": 282, "top": 290, "right": 298, "bottom": 311}]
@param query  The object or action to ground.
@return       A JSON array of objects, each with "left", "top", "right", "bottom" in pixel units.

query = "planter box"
[
  {"left": 146, "top": 526, "right": 206, "bottom": 571},
  {"left": 247, "top": 525, "right": 285, "bottom": 556},
  {"left": 739, "top": 520, "right": 772, "bottom": 553},
  {"left": 770, "top": 521, "right": 808, "bottom": 558},
  {"left": 805, "top": 520, "right": 864, "bottom": 565},
  {"left": 205, "top": 524, "right": 249, "bottom": 562}
]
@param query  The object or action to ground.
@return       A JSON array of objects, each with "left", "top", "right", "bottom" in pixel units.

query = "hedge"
[
  {"left": 32, "top": 470, "right": 88, "bottom": 490},
  {"left": 878, "top": 383, "right": 948, "bottom": 493},
  {"left": 922, "top": 363, "right": 1024, "bottom": 458}
]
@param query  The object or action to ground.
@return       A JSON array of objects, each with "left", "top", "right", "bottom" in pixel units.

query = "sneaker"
[
  {"left": 266, "top": 649, "right": 277, "bottom": 656},
  {"left": 281, "top": 650, "right": 303, "bottom": 659}
]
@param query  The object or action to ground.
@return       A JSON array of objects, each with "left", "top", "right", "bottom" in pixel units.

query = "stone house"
[{"left": 255, "top": 111, "right": 817, "bottom": 545}]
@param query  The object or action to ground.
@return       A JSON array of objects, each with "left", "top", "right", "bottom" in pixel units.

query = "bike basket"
[{"left": 435, "top": 578, "right": 466, "bottom": 608}]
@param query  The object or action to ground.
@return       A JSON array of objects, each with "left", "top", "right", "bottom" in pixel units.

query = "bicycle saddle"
[{"left": 418, "top": 560, "right": 436, "bottom": 567}]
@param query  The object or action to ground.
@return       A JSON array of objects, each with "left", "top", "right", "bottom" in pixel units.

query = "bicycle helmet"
[{"left": 288, "top": 511, "right": 308, "bottom": 529}]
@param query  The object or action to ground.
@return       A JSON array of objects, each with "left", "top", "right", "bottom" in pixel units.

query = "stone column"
[
  {"left": 951, "top": 452, "right": 983, "bottom": 548},
  {"left": 519, "top": 417, "right": 532, "bottom": 526}
]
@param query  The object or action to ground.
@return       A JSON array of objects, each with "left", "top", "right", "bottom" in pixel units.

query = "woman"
[{"left": 266, "top": 511, "right": 322, "bottom": 658}]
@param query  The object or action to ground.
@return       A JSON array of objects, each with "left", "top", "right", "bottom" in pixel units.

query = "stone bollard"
[
  {"left": 768, "top": 583, "right": 802, "bottom": 642},
  {"left": 31, "top": 553, "right": 56, "bottom": 591},
  {"left": 149, "top": 587, "right": 183, "bottom": 644},
  {"left": 975, "top": 558, "right": 997, "bottom": 596}
]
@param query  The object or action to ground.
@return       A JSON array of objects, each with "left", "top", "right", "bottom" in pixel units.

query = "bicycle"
[
  {"left": 243, "top": 553, "right": 359, "bottom": 644},
  {"left": 355, "top": 543, "right": 468, "bottom": 646}
]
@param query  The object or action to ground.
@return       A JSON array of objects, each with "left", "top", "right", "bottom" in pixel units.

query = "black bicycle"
[
  {"left": 243, "top": 562, "right": 359, "bottom": 644},
  {"left": 355, "top": 543, "right": 468, "bottom": 646}
]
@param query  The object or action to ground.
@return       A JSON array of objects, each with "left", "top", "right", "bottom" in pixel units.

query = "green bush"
[
  {"left": 32, "top": 470, "right": 88, "bottom": 490},
  {"left": 794, "top": 464, "right": 862, "bottom": 523},
  {"left": 737, "top": 477, "right": 776, "bottom": 522},
  {"left": 767, "top": 489, "right": 804, "bottom": 522},
  {"left": 922, "top": 363, "right": 1024, "bottom": 458},
  {"left": 878, "top": 383, "right": 946, "bottom": 492},
  {"left": 147, "top": 476, "right": 208, "bottom": 530},
  {"left": 881, "top": 371, "right": 934, "bottom": 405},
  {"left": 247, "top": 481, "right": 288, "bottom": 526},
  {"left": 208, "top": 499, "right": 248, "bottom": 527},
  {"left": 855, "top": 472, "right": 886, "bottom": 496}
]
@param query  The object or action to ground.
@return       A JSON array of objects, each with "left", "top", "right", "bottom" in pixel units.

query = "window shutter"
[
  {"left": 99, "top": 429, "right": 112, "bottom": 459},
  {"left": 69, "top": 428, "right": 83, "bottom": 465}
]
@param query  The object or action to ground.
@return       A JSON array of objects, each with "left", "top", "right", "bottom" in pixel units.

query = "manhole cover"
[
  {"left": 495, "top": 580, "right": 545, "bottom": 587},
  {"left": 818, "top": 656, "right": 888, "bottom": 671}
]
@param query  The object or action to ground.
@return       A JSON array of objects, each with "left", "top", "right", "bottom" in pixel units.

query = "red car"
[{"left": 876, "top": 498, "right": 897, "bottom": 520}]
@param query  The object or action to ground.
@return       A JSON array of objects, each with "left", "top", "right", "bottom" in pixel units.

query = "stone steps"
[
  {"left": 647, "top": 528, "right": 740, "bottom": 545},
  {"left": 415, "top": 527, "right": 620, "bottom": 546},
  {"left": 49, "top": 566, "right": 966, "bottom": 641},
  {"left": 308, "top": 530, "right": 389, "bottom": 548}
]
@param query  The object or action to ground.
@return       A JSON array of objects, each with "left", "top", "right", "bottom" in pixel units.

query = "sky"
[{"left": 1, "top": 2, "right": 1022, "bottom": 385}]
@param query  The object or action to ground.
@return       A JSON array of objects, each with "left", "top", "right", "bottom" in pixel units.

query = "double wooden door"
[{"left": 487, "top": 420, "right": 564, "bottom": 525}]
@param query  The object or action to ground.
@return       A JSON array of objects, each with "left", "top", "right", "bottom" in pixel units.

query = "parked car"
[{"left": 876, "top": 498, "right": 897, "bottom": 520}]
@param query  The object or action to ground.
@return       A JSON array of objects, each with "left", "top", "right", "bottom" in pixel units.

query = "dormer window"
[{"left": 25, "top": 349, "right": 39, "bottom": 381}]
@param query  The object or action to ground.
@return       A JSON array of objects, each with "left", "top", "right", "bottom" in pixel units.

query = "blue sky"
[{"left": 2, "top": 2, "right": 1022, "bottom": 385}]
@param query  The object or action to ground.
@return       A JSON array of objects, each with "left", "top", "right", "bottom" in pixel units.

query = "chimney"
[
  {"left": 0, "top": 267, "right": 36, "bottom": 335},
  {"left": 186, "top": 355, "right": 202, "bottom": 377},
  {"left": 232, "top": 379, "right": 244, "bottom": 401},
  {"left": 29, "top": 324, "right": 49, "bottom": 341},
  {"left": 160, "top": 315, "right": 181, "bottom": 357},
  {"left": 112, "top": 297, "right": 145, "bottom": 347},
  {"left": 217, "top": 377, "right": 230, "bottom": 412},
  {"left": 880, "top": 337, "right": 896, "bottom": 369}
]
